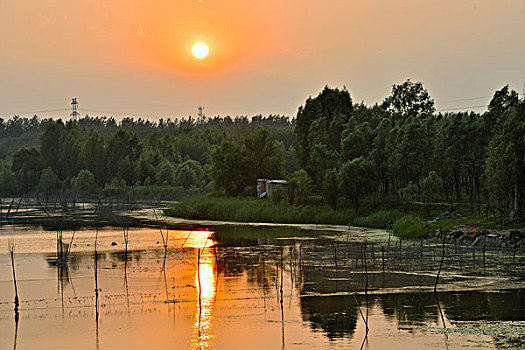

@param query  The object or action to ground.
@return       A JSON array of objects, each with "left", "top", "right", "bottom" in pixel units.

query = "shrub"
[{"left": 393, "top": 215, "right": 434, "bottom": 239}]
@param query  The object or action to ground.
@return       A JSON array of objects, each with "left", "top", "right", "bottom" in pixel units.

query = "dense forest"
[{"left": 1, "top": 80, "right": 523, "bottom": 220}]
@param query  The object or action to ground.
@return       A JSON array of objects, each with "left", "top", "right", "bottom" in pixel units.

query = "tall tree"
[
  {"left": 340, "top": 156, "right": 374, "bottom": 212},
  {"left": 383, "top": 79, "right": 435, "bottom": 120},
  {"left": 106, "top": 129, "right": 142, "bottom": 183},
  {"left": 210, "top": 141, "right": 251, "bottom": 196},
  {"left": 244, "top": 128, "right": 284, "bottom": 179},
  {"left": 40, "top": 120, "right": 65, "bottom": 175},
  {"left": 12, "top": 147, "right": 43, "bottom": 193},
  {"left": 487, "top": 85, "right": 519, "bottom": 122},
  {"left": 82, "top": 130, "right": 106, "bottom": 185},
  {"left": 295, "top": 86, "right": 353, "bottom": 169}
]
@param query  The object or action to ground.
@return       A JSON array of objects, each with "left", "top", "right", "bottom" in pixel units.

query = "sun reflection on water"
[
  {"left": 182, "top": 230, "right": 216, "bottom": 249},
  {"left": 190, "top": 232, "right": 217, "bottom": 350}
]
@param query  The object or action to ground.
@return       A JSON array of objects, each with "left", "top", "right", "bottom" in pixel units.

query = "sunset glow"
[{"left": 1, "top": 1, "right": 523, "bottom": 118}]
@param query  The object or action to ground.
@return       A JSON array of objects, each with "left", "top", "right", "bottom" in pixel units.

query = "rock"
[
  {"left": 460, "top": 233, "right": 471, "bottom": 242},
  {"left": 500, "top": 231, "right": 511, "bottom": 239},
  {"left": 452, "top": 231, "right": 464, "bottom": 238},
  {"left": 472, "top": 236, "right": 483, "bottom": 246}
]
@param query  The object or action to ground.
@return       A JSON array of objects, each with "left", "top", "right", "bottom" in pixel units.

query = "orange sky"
[{"left": 0, "top": 0, "right": 524, "bottom": 119}]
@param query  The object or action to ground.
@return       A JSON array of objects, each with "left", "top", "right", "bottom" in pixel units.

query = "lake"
[{"left": 1, "top": 220, "right": 524, "bottom": 349}]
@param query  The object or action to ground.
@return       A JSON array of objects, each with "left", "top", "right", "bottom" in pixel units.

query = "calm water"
[{"left": 1, "top": 225, "right": 524, "bottom": 349}]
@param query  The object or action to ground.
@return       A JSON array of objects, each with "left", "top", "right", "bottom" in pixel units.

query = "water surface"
[{"left": 1, "top": 225, "right": 524, "bottom": 349}]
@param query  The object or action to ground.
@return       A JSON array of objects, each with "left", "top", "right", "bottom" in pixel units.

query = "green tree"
[
  {"left": 323, "top": 168, "right": 339, "bottom": 210},
  {"left": 244, "top": 128, "right": 284, "bottom": 179},
  {"left": 370, "top": 118, "right": 392, "bottom": 194},
  {"left": 118, "top": 155, "right": 135, "bottom": 185},
  {"left": 11, "top": 147, "right": 43, "bottom": 193},
  {"left": 341, "top": 120, "right": 374, "bottom": 161},
  {"left": 40, "top": 120, "right": 65, "bottom": 175},
  {"left": 484, "top": 134, "right": 516, "bottom": 219},
  {"left": 210, "top": 141, "right": 251, "bottom": 196},
  {"left": 421, "top": 171, "right": 443, "bottom": 215},
  {"left": 176, "top": 164, "right": 197, "bottom": 189},
  {"left": 288, "top": 169, "right": 314, "bottom": 204},
  {"left": 383, "top": 79, "right": 435, "bottom": 120},
  {"left": 398, "top": 181, "right": 418, "bottom": 213},
  {"left": 82, "top": 129, "right": 106, "bottom": 185},
  {"left": 487, "top": 85, "right": 519, "bottom": 121},
  {"left": 307, "top": 143, "right": 339, "bottom": 193},
  {"left": 484, "top": 100, "right": 525, "bottom": 218},
  {"left": 0, "top": 161, "right": 18, "bottom": 196},
  {"left": 155, "top": 161, "right": 177, "bottom": 186},
  {"left": 106, "top": 129, "right": 142, "bottom": 181},
  {"left": 177, "top": 159, "right": 204, "bottom": 188},
  {"left": 295, "top": 86, "right": 353, "bottom": 169},
  {"left": 38, "top": 167, "right": 61, "bottom": 200},
  {"left": 340, "top": 157, "right": 374, "bottom": 212},
  {"left": 71, "top": 169, "right": 97, "bottom": 197},
  {"left": 57, "top": 123, "right": 83, "bottom": 180}
]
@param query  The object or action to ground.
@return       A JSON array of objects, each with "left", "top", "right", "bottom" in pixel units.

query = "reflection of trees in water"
[
  {"left": 378, "top": 293, "right": 439, "bottom": 326},
  {"left": 377, "top": 290, "right": 525, "bottom": 327},
  {"left": 440, "top": 291, "right": 525, "bottom": 322},
  {"left": 300, "top": 296, "right": 358, "bottom": 340},
  {"left": 46, "top": 253, "right": 81, "bottom": 271},
  {"left": 213, "top": 225, "right": 318, "bottom": 247},
  {"left": 218, "top": 249, "right": 361, "bottom": 340},
  {"left": 299, "top": 267, "right": 435, "bottom": 295},
  {"left": 110, "top": 250, "right": 142, "bottom": 264},
  {"left": 219, "top": 250, "right": 279, "bottom": 291}
]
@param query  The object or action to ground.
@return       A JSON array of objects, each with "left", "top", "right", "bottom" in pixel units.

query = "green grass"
[
  {"left": 165, "top": 195, "right": 352, "bottom": 225},
  {"left": 165, "top": 194, "right": 524, "bottom": 238},
  {"left": 352, "top": 210, "right": 403, "bottom": 229}
]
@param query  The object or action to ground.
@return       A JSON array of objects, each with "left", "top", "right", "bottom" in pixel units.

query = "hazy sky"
[{"left": 1, "top": 0, "right": 524, "bottom": 120}]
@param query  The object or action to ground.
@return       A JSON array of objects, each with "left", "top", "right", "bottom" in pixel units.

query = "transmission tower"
[
  {"left": 198, "top": 105, "right": 205, "bottom": 121},
  {"left": 70, "top": 98, "right": 79, "bottom": 119}
]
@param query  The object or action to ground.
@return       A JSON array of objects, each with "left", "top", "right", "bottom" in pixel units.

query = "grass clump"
[
  {"left": 392, "top": 214, "right": 435, "bottom": 239},
  {"left": 165, "top": 195, "right": 352, "bottom": 225},
  {"left": 352, "top": 210, "right": 403, "bottom": 229}
]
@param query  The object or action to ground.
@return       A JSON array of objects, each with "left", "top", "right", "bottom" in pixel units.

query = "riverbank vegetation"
[{"left": 1, "top": 80, "right": 524, "bottom": 237}]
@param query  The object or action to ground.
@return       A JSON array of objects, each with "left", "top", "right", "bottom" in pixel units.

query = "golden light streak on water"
[{"left": 190, "top": 233, "right": 217, "bottom": 349}]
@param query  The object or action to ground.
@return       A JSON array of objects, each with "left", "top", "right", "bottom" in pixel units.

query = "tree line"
[
  {"left": 0, "top": 114, "right": 294, "bottom": 200},
  {"left": 0, "top": 80, "right": 523, "bottom": 219}
]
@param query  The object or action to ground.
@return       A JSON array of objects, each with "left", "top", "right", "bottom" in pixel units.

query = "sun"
[{"left": 192, "top": 42, "right": 209, "bottom": 59}]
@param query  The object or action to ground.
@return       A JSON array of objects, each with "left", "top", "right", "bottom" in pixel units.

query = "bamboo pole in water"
[
  {"left": 434, "top": 235, "right": 446, "bottom": 293},
  {"left": 9, "top": 239, "right": 19, "bottom": 314},
  {"left": 381, "top": 246, "right": 385, "bottom": 273},
  {"left": 123, "top": 227, "right": 129, "bottom": 271},
  {"left": 363, "top": 244, "right": 369, "bottom": 334},
  {"left": 94, "top": 226, "right": 100, "bottom": 350},
  {"left": 280, "top": 246, "right": 285, "bottom": 348},
  {"left": 483, "top": 245, "right": 486, "bottom": 272}
]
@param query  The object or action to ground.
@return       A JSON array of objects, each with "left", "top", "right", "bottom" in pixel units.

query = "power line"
[
  {"left": 436, "top": 104, "right": 488, "bottom": 112},
  {"left": 436, "top": 96, "right": 491, "bottom": 104},
  {"left": 0, "top": 108, "right": 69, "bottom": 117}
]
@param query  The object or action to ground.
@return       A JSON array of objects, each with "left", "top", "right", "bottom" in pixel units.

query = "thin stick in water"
[
  {"left": 9, "top": 239, "right": 19, "bottom": 314},
  {"left": 434, "top": 234, "right": 447, "bottom": 293}
]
